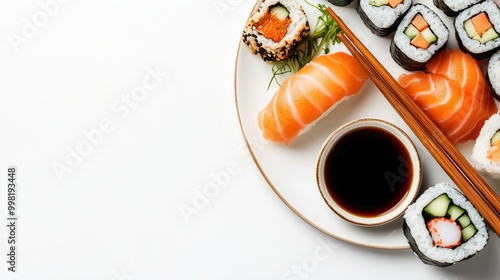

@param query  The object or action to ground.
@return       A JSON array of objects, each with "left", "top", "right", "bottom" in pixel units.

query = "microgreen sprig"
[{"left": 268, "top": 1, "right": 342, "bottom": 89}]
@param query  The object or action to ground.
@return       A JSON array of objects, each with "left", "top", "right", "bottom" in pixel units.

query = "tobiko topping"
[{"left": 254, "top": 4, "right": 292, "bottom": 42}]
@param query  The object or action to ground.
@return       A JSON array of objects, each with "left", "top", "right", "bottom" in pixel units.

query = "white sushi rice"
[
  {"left": 297, "top": 94, "right": 353, "bottom": 137},
  {"left": 242, "top": 0, "right": 310, "bottom": 61},
  {"left": 488, "top": 50, "right": 500, "bottom": 95},
  {"left": 359, "top": 0, "right": 412, "bottom": 29},
  {"left": 441, "top": 0, "right": 482, "bottom": 13},
  {"left": 455, "top": 0, "right": 500, "bottom": 56},
  {"left": 393, "top": 4, "right": 449, "bottom": 63},
  {"left": 404, "top": 183, "right": 489, "bottom": 265},
  {"left": 471, "top": 113, "right": 500, "bottom": 179}
]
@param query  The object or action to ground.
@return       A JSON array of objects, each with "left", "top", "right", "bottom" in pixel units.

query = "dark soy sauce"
[{"left": 324, "top": 127, "right": 413, "bottom": 217}]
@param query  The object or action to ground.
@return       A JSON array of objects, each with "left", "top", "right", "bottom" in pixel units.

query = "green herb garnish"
[{"left": 268, "top": 1, "right": 342, "bottom": 89}]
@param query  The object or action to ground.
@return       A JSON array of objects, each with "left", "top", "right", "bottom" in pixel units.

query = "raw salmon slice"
[
  {"left": 258, "top": 52, "right": 369, "bottom": 144},
  {"left": 398, "top": 49, "right": 498, "bottom": 145}
]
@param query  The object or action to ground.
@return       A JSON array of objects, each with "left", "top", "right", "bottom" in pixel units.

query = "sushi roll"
[
  {"left": 487, "top": 50, "right": 500, "bottom": 100},
  {"left": 433, "top": 0, "right": 484, "bottom": 17},
  {"left": 242, "top": 0, "right": 310, "bottom": 62},
  {"left": 327, "top": 0, "right": 354, "bottom": 7},
  {"left": 390, "top": 4, "right": 449, "bottom": 71},
  {"left": 403, "top": 183, "right": 489, "bottom": 267},
  {"left": 356, "top": 0, "right": 412, "bottom": 36},
  {"left": 471, "top": 113, "right": 500, "bottom": 179},
  {"left": 454, "top": 0, "right": 500, "bottom": 60}
]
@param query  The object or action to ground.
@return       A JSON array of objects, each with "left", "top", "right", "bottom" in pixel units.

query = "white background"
[{"left": 0, "top": 0, "right": 498, "bottom": 279}]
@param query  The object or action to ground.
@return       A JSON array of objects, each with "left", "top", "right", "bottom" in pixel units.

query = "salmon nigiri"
[
  {"left": 398, "top": 49, "right": 498, "bottom": 145},
  {"left": 258, "top": 52, "right": 369, "bottom": 144}
]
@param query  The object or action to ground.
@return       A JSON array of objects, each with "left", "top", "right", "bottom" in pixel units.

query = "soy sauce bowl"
[{"left": 316, "top": 118, "right": 422, "bottom": 227}]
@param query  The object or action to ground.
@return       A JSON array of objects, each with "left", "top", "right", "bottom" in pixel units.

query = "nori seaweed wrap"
[{"left": 327, "top": 0, "right": 354, "bottom": 6}]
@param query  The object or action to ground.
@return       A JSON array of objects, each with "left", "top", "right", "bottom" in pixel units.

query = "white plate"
[{"left": 234, "top": 0, "right": 499, "bottom": 249}]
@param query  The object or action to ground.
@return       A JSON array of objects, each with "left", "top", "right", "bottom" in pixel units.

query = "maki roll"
[
  {"left": 390, "top": 4, "right": 449, "bottom": 70},
  {"left": 487, "top": 50, "right": 500, "bottom": 100},
  {"left": 327, "top": 0, "right": 354, "bottom": 7},
  {"left": 403, "top": 183, "right": 489, "bottom": 267},
  {"left": 471, "top": 113, "right": 500, "bottom": 179},
  {"left": 356, "top": 0, "right": 412, "bottom": 36},
  {"left": 433, "top": 0, "right": 484, "bottom": 17},
  {"left": 242, "top": 0, "right": 310, "bottom": 62},
  {"left": 455, "top": 0, "right": 500, "bottom": 60}
]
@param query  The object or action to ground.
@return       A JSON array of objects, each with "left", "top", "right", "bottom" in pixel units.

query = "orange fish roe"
[
  {"left": 487, "top": 139, "right": 500, "bottom": 162},
  {"left": 254, "top": 12, "right": 291, "bottom": 42}
]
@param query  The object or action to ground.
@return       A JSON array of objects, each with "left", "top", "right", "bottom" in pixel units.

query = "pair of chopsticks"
[{"left": 326, "top": 8, "right": 500, "bottom": 237}]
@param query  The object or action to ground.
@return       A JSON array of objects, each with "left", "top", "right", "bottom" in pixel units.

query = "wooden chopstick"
[
  {"left": 342, "top": 33, "right": 500, "bottom": 236},
  {"left": 325, "top": 7, "right": 500, "bottom": 236}
]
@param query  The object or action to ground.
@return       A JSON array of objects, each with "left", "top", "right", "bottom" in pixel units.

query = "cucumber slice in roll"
[
  {"left": 491, "top": 130, "right": 500, "bottom": 146},
  {"left": 462, "top": 223, "right": 478, "bottom": 242},
  {"left": 423, "top": 193, "right": 451, "bottom": 217},
  {"left": 457, "top": 213, "right": 472, "bottom": 228},
  {"left": 446, "top": 204, "right": 466, "bottom": 221},
  {"left": 404, "top": 24, "right": 419, "bottom": 39},
  {"left": 370, "top": 0, "right": 389, "bottom": 6},
  {"left": 270, "top": 4, "right": 289, "bottom": 20}
]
